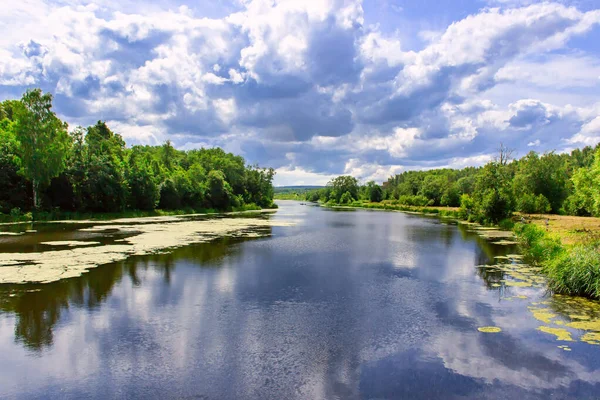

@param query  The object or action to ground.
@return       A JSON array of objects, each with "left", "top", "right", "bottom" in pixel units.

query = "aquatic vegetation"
[
  {"left": 566, "top": 320, "right": 600, "bottom": 332},
  {"left": 581, "top": 332, "right": 600, "bottom": 345},
  {"left": 557, "top": 345, "right": 572, "bottom": 351},
  {"left": 478, "top": 326, "right": 502, "bottom": 333},
  {"left": 537, "top": 326, "right": 574, "bottom": 341},
  {"left": 40, "top": 241, "right": 100, "bottom": 247},
  {"left": 0, "top": 216, "right": 294, "bottom": 284},
  {"left": 505, "top": 281, "right": 533, "bottom": 287},
  {"left": 493, "top": 240, "right": 518, "bottom": 245},
  {"left": 529, "top": 307, "right": 557, "bottom": 324},
  {"left": 478, "top": 230, "right": 514, "bottom": 240}
]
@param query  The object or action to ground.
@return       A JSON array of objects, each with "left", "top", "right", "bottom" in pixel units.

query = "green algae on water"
[
  {"left": 537, "top": 326, "right": 574, "bottom": 341},
  {"left": 478, "top": 326, "right": 502, "bottom": 333}
]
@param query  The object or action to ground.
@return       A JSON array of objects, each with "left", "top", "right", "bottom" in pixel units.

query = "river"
[{"left": 0, "top": 201, "right": 599, "bottom": 399}]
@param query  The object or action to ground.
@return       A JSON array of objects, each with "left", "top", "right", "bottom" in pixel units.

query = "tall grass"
[{"left": 514, "top": 223, "right": 600, "bottom": 298}]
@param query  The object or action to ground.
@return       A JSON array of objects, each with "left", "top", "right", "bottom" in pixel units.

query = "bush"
[
  {"left": 459, "top": 194, "right": 475, "bottom": 220},
  {"left": 498, "top": 218, "right": 515, "bottom": 230},
  {"left": 339, "top": 191, "right": 353, "bottom": 204},
  {"left": 398, "top": 195, "right": 431, "bottom": 207},
  {"left": 517, "top": 193, "right": 551, "bottom": 214}
]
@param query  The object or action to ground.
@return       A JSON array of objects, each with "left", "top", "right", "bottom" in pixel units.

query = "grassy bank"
[
  {"left": 0, "top": 203, "right": 277, "bottom": 224},
  {"left": 514, "top": 223, "right": 600, "bottom": 299}
]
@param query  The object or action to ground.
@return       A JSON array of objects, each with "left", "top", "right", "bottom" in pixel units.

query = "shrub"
[
  {"left": 339, "top": 191, "right": 353, "bottom": 204},
  {"left": 517, "top": 193, "right": 551, "bottom": 214},
  {"left": 498, "top": 218, "right": 515, "bottom": 230},
  {"left": 398, "top": 195, "right": 431, "bottom": 207}
]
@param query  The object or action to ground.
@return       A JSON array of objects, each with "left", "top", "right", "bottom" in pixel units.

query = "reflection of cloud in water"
[{"left": 432, "top": 326, "right": 600, "bottom": 391}]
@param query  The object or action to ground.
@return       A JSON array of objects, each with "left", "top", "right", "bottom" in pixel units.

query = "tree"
[
  {"left": 207, "top": 170, "right": 233, "bottom": 209},
  {"left": 564, "top": 149, "right": 600, "bottom": 216},
  {"left": 126, "top": 147, "right": 159, "bottom": 210},
  {"left": 13, "top": 89, "right": 70, "bottom": 210},
  {"left": 328, "top": 176, "right": 359, "bottom": 203},
  {"left": 472, "top": 161, "right": 514, "bottom": 222},
  {"left": 340, "top": 191, "right": 353, "bottom": 204},
  {"left": 365, "top": 181, "right": 383, "bottom": 202},
  {"left": 495, "top": 143, "right": 515, "bottom": 166},
  {"left": 0, "top": 116, "right": 30, "bottom": 213},
  {"left": 419, "top": 175, "right": 446, "bottom": 205}
]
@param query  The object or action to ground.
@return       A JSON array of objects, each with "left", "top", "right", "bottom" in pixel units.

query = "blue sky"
[{"left": 1, "top": 0, "right": 599, "bottom": 185}]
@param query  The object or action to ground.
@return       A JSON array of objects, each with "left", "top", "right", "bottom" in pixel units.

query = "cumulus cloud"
[{"left": 0, "top": 0, "right": 599, "bottom": 185}]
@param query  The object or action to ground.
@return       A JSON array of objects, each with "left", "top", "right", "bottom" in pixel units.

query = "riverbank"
[
  {"left": 315, "top": 200, "right": 600, "bottom": 299},
  {"left": 319, "top": 199, "right": 461, "bottom": 217},
  {"left": 0, "top": 203, "right": 278, "bottom": 225}
]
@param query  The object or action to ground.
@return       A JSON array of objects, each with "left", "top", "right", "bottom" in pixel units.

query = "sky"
[{"left": 1, "top": 0, "right": 600, "bottom": 186}]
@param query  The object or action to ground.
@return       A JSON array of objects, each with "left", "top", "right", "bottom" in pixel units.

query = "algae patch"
[
  {"left": 41, "top": 241, "right": 101, "bottom": 247},
  {"left": 566, "top": 320, "right": 600, "bottom": 332},
  {"left": 537, "top": 326, "right": 574, "bottom": 341},
  {"left": 478, "top": 326, "right": 502, "bottom": 333},
  {"left": 0, "top": 216, "right": 294, "bottom": 284},
  {"left": 581, "top": 332, "right": 600, "bottom": 345},
  {"left": 529, "top": 307, "right": 557, "bottom": 324}
]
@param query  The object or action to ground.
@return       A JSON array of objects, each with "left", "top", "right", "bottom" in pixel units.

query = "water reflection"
[
  {"left": 0, "top": 234, "right": 262, "bottom": 351},
  {"left": 0, "top": 203, "right": 599, "bottom": 399}
]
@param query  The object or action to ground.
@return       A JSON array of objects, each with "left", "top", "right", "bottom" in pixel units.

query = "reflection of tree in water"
[
  {"left": 2, "top": 262, "right": 124, "bottom": 351},
  {"left": 0, "top": 228, "right": 269, "bottom": 351},
  {"left": 455, "top": 223, "right": 520, "bottom": 290}
]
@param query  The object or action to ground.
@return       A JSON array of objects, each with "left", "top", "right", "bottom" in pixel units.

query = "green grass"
[{"left": 514, "top": 223, "right": 600, "bottom": 298}]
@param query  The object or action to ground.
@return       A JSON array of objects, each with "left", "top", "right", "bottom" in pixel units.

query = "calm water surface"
[{"left": 1, "top": 201, "right": 599, "bottom": 399}]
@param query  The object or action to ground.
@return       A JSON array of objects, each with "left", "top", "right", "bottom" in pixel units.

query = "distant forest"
[
  {"left": 0, "top": 89, "right": 275, "bottom": 218},
  {"left": 304, "top": 143, "right": 600, "bottom": 223}
]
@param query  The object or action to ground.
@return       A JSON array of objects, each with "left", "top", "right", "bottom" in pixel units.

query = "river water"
[{"left": 1, "top": 201, "right": 599, "bottom": 399}]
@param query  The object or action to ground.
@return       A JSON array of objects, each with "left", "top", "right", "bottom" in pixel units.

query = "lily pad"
[{"left": 478, "top": 326, "right": 502, "bottom": 333}]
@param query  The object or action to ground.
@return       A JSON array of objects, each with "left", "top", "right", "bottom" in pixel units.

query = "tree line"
[
  {"left": 304, "top": 144, "right": 600, "bottom": 223},
  {"left": 0, "top": 89, "right": 275, "bottom": 217}
]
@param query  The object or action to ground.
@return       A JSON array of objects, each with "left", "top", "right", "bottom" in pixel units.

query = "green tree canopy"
[{"left": 13, "top": 89, "right": 71, "bottom": 209}]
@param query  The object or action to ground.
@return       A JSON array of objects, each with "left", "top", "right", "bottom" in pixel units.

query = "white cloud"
[{"left": 0, "top": 0, "right": 599, "bottom": 182}]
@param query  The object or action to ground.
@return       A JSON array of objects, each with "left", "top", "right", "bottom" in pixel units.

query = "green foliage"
[
  {"left": 126, "top": 147, "right": 159, "bottom": 210},
  {"left": 459, "top": 194, "right": 475, "bottom": 220},
  {"left": 564, "top": 149, "right": 600, "bottom": 216},
  {"left": 398, "top": 195, "right": 432, "bottom": 207},
  {"left": 497, "top": 218, "right": 515, "bottom": 230},
  {"left": 514, "top": 223, "right": 600, "bottom": 298},
  {"left": 512, "top": 151, "right": 569, "bottom": 213},
  {"left": 339, "top": 191, "right": 353, "bottom": 204},
  {"left": 0, "top": 89, "right": 276, "bottom": 219},
  {"left": 207, "top": 170, "right": 234, "bottom": 209},
  {"left": 440, "top": 183, "right": 460, "bottom": 207},
  {"left": 364, "top": 181, "right": 383, "bottom": 202},
  {"left": 471, "top": 161, "right": 514, "bottom": 223},
  {"left": 516, "top": 193, "right": 552, "bottom": 214},
  {"left": 328, "top": 176, "right": 359, "bottom": 203},
  {"left": 418, "top": 175, "right": 446, "bottom": 205},
  {"left": 0, "top": 118, "right": 31, "bottom": 213},
  {"left": 13, "top": 89, "right": 71, "bottom": 209}
]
